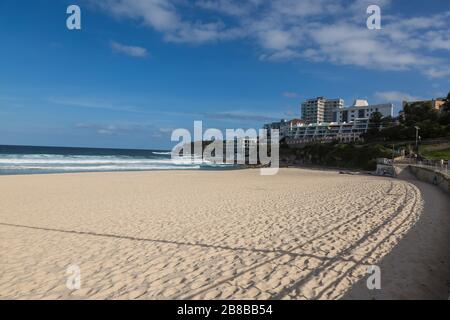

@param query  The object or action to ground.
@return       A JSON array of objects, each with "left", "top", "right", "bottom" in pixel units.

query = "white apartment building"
[
  {"left": 264, "top": 98, "right": 394, "bottom": 145},
  {"left": 284, "top": 118, "right": 370, "bottom": 145},
  {"left": 301, "top": 97, "right": 344, "bottom": 123},
  {"left": 263, "top": 119, "right": 305, "bottom": 140},
  {"left": 333, "top": 99, "right": 393, "bottom": 123}
]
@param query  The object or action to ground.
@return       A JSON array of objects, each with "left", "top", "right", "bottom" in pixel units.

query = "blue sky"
[{"left": 0, "top": 0, "right": 449, "bottom": 149}]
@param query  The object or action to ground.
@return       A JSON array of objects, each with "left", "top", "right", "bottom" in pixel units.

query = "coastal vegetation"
[
  {"left": 280, "top": 142, "right": 391, "bottom": 170},
  {"left": 419, "top": 142, "right": 450, "bottom": 160},
  {"left": 364, "top": 92, "right": 450, "bottom": 142}
]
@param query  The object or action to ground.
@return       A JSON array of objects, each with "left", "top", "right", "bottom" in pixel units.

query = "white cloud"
[
  {"left": 111, "top": 41, "right": 148, "bottom": 58},
  {"left": 195, "top": 0, "right": 249, "bottom": 16},
  {"left": 204, "top": 110, "right": 280, "bottom": 122},
  {"left": 258, "top": 29, "right": 296, "bottom": 51},
  {"left": 47, "top": 97, "right": 143, "bottom": 112},
  {"left": 75, "top": 122, "right": 172, "bottom": 137},
  {"left": 271, "top": 0, "right": 343, "bottom": 17},
  {"left": 91, "top": 0, "right": 450, "bottom": 77},
  {"left": 423, "top": 67, "right": 450, "bottom": 79},
  {"left": 96, "top": 0, "right": 179, "bottom": 31},
  {"left": 282, "top": 91, "right": 299, "bottom": 98},
  {"left": 310, "top": 23, "right": 429, "bottom": 71},
  {"left": 374, "top": 91, "right": 421, "bottom": 103}
]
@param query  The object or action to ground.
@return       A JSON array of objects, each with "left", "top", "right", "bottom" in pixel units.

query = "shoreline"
[
  {"left": 0, "top": 168, "right": 448, "bottom": 299},
  {"left": 0, "top": 164, "right": 244, "bottom": 177}
]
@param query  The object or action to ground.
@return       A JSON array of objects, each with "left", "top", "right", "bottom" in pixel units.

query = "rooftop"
[{"left": 352, "top": 99, "right": 369, "bottom": 107}]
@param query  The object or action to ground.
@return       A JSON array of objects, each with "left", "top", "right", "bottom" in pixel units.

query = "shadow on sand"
[{"left": 343, "top": 169, "right": 450, "bottom": 300}]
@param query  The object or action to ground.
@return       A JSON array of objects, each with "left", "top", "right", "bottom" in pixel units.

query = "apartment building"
[
  {"left": 301, "top": 97, "right": 344, "bottom": 123},
  {"left": 333, "top": 99, "right": 393, "bottom": 123},
  {"left": 265, "top": 98, "right": 393, "bottom": 145},
  {"left": 263, "top": 119, "right": 305, "bottom": 140},
  {"left": 324, "top": 98, "right": 345, "bottom": 122},
  {"left": 285, "top": 118, "right": 370, "bottom": 143}
]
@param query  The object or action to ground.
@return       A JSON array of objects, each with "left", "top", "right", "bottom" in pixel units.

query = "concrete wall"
[{"left": 408, "top": 165, "right": 450, "bottom": 195}]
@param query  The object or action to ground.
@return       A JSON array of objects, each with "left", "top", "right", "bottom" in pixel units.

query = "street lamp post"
[{"left": 414, "top": 126, "right": 420, "bottom": 152}]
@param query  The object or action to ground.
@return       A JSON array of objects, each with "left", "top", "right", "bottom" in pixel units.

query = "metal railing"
[{"left": 394, "top": 158, "right": 449, "bottom": 177}]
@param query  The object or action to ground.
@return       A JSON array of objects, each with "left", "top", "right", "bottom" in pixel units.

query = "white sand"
[{"left": 0, "top": 168, "right": 448, "bottom": 300}]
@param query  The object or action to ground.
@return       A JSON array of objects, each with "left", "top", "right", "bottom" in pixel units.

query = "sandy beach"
[{"left": 0, "top": 168, "right": 449, "bottom": 300}]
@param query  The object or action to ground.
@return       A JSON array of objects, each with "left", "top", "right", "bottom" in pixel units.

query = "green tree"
[
  {"left": 362, "top": 112, "right": 384, "bottom": 141},
  {"left": 403, "top": 101, "right": 439, "bottom": 126},
  {"left": 438, "top": 92, "right": 450, "bottom": 125},
  {"left": 368, "top": 111, "right": 383, "bottom": 132}
]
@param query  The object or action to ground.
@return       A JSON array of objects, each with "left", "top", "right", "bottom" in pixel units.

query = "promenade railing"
[{"left": 394, "top": 158, "right": 449, "bottom": 177}]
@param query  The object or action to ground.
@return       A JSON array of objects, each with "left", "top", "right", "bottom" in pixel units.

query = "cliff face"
[
  {"left": 182, "top": 140, "right": 274, "bottom": 165},
  {"left": 178, "top": 140, "right": 392, "bottom": 170},
  {"left": 279, "top": 142, "right": 392, "bottom": 171}
]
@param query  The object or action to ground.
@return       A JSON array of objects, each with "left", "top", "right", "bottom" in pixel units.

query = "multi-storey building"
[
  {"left": 301, "top": 97, "right": 344, "bottom": 124},
  {"left": 324, "top": 98, "right": 345, "bottom": 122},
  {"left": 333, "top": 99, "right": 393, "bottom": 123},
  {"left": 284, "top": 118, "right": 370, "bottom": 145},
  {"left": 263, "top": 119, "right": 304, "bottom": 140},
  {"left": 265, "top": 98, "right": 394, "bottom": 145}
]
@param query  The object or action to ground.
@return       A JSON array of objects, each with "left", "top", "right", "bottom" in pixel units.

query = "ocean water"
[{"left": 0, "top": 145, "right": 233, "bottom": 175}]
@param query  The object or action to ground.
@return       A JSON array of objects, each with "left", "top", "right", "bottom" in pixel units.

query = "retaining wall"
[{"left": 408, "top": 165, "right": 450, "bottom": 196}]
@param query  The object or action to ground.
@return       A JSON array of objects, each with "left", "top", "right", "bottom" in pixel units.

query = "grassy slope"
[{"left": 420, "top": 142, "right": 450, "bottom": 160}]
